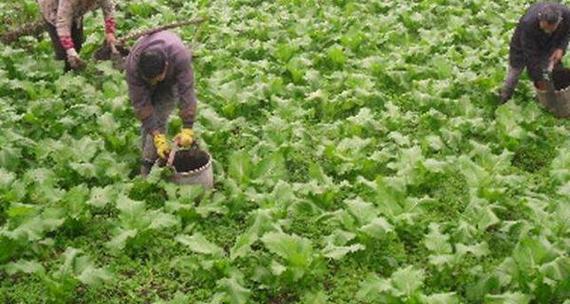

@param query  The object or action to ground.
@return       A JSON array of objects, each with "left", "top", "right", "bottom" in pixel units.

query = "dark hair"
[
  {"left": 538, "top": 5, "right": 562, "bottom": 24},
  {"left": 138, "top": 50, "right": 167, "bottom": 79}
]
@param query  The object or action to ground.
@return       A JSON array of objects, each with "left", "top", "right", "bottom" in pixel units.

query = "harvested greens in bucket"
[
  {"left": 551, "top": 68, "right": 570, "bottom": 90},
  {"left": 172, "top": 149, "right": 210, "bottom": 172}
]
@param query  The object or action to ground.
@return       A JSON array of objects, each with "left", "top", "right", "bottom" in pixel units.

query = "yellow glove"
[
  {"left": 153, "top": 133, "right": 170, "bottom": 159},
  {"left": 175, "top": 128, "right": 194, "bottom": 148}
]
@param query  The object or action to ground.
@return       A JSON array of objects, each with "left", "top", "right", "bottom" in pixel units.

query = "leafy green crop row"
[{"left": 1, "top": 0, "right": 569, "bottom": 303}]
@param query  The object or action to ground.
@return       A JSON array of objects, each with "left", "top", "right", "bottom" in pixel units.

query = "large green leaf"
[
  {"left": 216, "top": 272, "right": 251, "bottom": 304},
  {"left": 261, "top": 231, "right": 314, "bottom": 271},
  {"left": 176, "top": 233, "right": 224, "bottom": 256},
  {"left": 390, "top": 266, "right": 425, "bottom": 297}
]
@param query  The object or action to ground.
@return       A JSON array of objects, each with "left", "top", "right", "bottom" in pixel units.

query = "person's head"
[
  {"left": 138, "top": 50, "right": 168, "bottom": 85},
  {"left": 538, "top": 5, "right": 563, "bottom": 34}
]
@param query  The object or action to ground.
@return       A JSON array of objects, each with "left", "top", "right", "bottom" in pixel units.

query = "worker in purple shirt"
[
  {"left": 499, "top": 2, "right": 570, "bottom": 103},
  {"left": 126, "top": 31, "right": 197, "bottom": 175}
]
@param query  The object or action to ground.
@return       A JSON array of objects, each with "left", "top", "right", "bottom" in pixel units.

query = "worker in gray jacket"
[
  {"left": 126, "top": 31, "right": 198, "bottom": 175},
  {"left": 500, "top": 2, "right": 570, "bottom": 103},
  {"left": 38, "top": 0, "right": 117, "bottom": 72}
]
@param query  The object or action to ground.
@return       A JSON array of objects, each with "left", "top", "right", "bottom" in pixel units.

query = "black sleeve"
[
  {"left": 521, "top": 24, "right": 547, "bottom": 81},
  {"left": 556, "top": 10, "right": 570, "bottom": 50}
]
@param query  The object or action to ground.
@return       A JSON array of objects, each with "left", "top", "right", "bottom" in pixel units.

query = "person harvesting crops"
[
  {"left": 499, "top": 2, "right": 570, "bottom": 103},
  {"left": 38, "top": 0, "right": 117, "bottom": 72},
  {"left": 126, "top": 31, "right": 197, "bottom": 176}
]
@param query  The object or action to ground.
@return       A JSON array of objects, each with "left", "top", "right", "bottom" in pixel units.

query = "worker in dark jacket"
[
  {"left": 126, "top": 31, "right": 197, "bottom": 175},
  {"left": 499, "top": 2, "right": 570, "bottom": 103}
]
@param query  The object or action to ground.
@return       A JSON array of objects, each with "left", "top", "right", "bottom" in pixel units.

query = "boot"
[
  {"left": 498, "top": 87, "right": 513, "bottom": 104},
  {"left": 140, "top": 159, "right": 155, "bottom": 176}
]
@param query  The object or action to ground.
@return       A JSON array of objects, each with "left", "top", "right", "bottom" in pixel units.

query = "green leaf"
[
  {"left": 261, "top": 231, "right": 314, "bottom": 268},
  {"left": 458, "top": 156, "right": 489, "bottom": 190},
  {"left": 539, "top": 256, "right": 570, "bottom": 285},
  {"left": 390, "top": 266, "right": 425, "bottom": 297},
  {"left": 253, "top": 152, "right": 287, "bottom": 185},
  {"left": 0, "top": 168, "right": 15, "bottom": 191},
  {"left": 177, "top": 185, "right": 206, "bottom": 204},
  {"left": 106, "top": 229, "right": 137, "bottom": 251},
  {"left": 455, "top": 242, "right": 490, "bottom": 258},
  {"left": 97, "top": 112, "right": 118, "bottom": 134},
  {"left": 5, "top": 209, "right": 65, "bottom": 242},
  {"left": 328, "top": 45, "right": 346, "bottom": 65},
  {"left": 62, "top": 185, "right": 90, "bottom": 220},
  {"left": 371, "top": 176, "right": 408, "bottom": 219},
  {"left": 421, "top": 292, "right": 460, "bottom": 304},
  {"left": 356, "top": 273, "right": 393, "bottom": 301},
  {"left": 77, "top": 265, "right": 113, "bottom": 286},
  {"left": 495, "top": 104, "right": 526, "bottom": 140},
  {"left": 484, "top": 292, "right": 530, "bottom": 304},
  {"left": 270, "top": 259, "right": 287, "bottom": 276},
  {"left": 512, "top": 237, "right": 557, "bottom": 270},
  {"left": 70, "top": 162, "right": 97, "bottom": 178},
  {"left": 301, "top": 290, "right": 328, "bottom": 304},
  {"left": 116, "top": 195, "right": 148, "bottom": 229},
  {"left": 72, "top": 137, "right": 101, "bottom": 162},
  {"left": 58, "top": 247, "right": 82, "bottom": 276},
  {"left": 428, "top": 254, "right": 456, "bottom": 269},
  {"left": 87, "top": 186, "right": 116, "bottom": 208},
  {"left": 228, "top": 151, "right": 252, "bottom": 185},
  {"left": 274, "top": 43, "right": 299, "bottom": 63},
  {"left": 230, "top": 210, "right": 273, "bottom": 260},
  {"left": 176, "top": 233, "right": 224, "bottom": 256},
  {"left": 423, "top": 158, "right": 448, "bottom": 173},
  {"left": 558, "top": 181, "right": 570, "bottom": 197},
  {"left": 322, "top": 243, "right": 365, "bottom": 260},
  {"left": 359, "top": 217, "right": 394, "bottom": 239},
  {"left": 424, "top": 223, "right": 452, "bottom": 254},
  {"left": 4, "top": 259, "right": 45, "bottom": 275},
  {"left": 346, "top": 198, "right": 378, "bottom": 224},
  {"left": 2, "top": 178, "right": 26, "bottom": 203},
  {"left": 475, "top": 205, "right": 500, "bottom": 232},
  {"left": 217, "top": 272, "right": 251, "bottom": 304},
  {"left": 0, "top": 146, "right": 21, "bottom": 171},
  {"left": 153, "top": 292, "right": 192, "bottom": 304},
  {"left": 148, "top": 211, "right": 179, "bottom": 230}
]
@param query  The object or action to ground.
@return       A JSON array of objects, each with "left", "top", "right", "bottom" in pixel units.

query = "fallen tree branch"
[
  {"left": 1, "top": 20, "right": 46, "bottom": 44},
  {"left": 117, "top": 17, "right": 207, "bottom": 46}
]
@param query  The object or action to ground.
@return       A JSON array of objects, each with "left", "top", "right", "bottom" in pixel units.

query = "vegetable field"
[{"left": 1, "top": 0, "right": 569, "bottom": 303}]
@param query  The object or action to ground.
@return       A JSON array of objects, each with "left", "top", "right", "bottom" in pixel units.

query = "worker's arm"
[
  {"left": 101, "top": 0, "right": 117, "bottom": 45},
  {"left": 175, "top": 48, "right": 197, "bottom": 130},
  {"left": 127, "top": 72, "right": 157, "bottom": 134}
]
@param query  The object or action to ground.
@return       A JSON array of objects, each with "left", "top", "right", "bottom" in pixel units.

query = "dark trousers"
[
  {"left": 501, "top": 65, "right": 524, "bottom": 99},
  {"left": 44, "top": 19, "right": 84, "bottom": 72},
  {"left": 501, "top": 62, "right": 565, "bottom": 99}
]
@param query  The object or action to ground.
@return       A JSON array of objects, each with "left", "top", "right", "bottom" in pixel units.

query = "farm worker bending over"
[
  {"left": 126, "top": 31, "right": 198, "bottom": 176},
  {"left": 38, "top": 0, "right": 117, "bottom": 72},
  {"left": 499, "top": 2, "right": 570, "bottom": 103}
]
